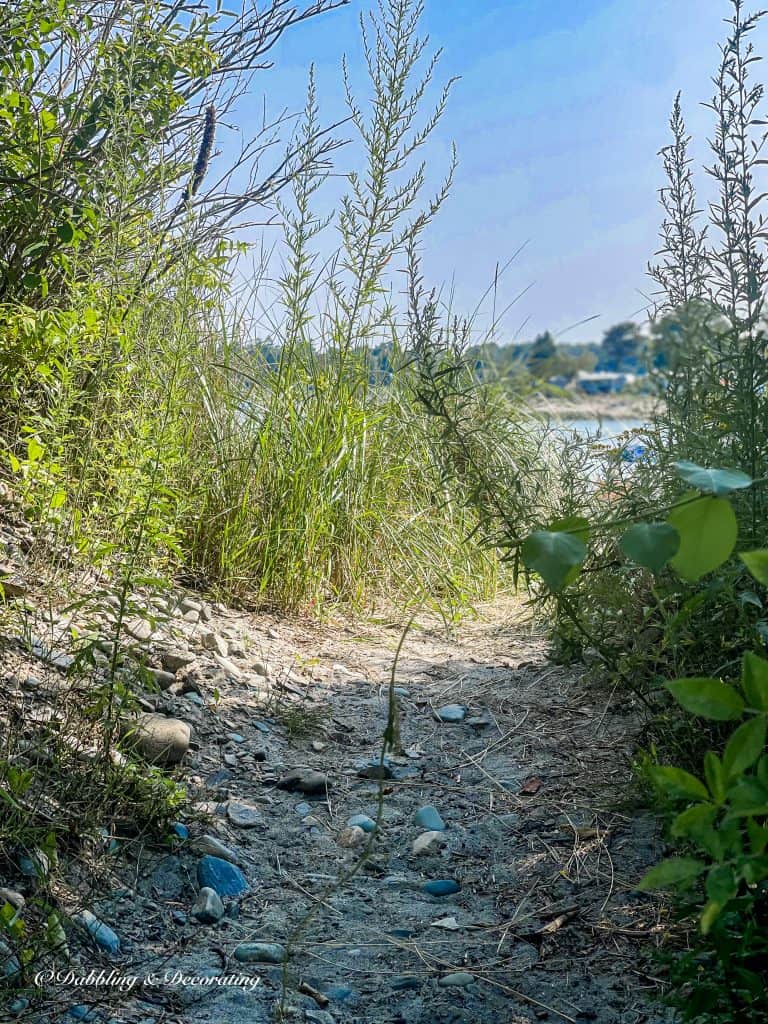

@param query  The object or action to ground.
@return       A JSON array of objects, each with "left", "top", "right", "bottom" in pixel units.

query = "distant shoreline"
[{"left": 528, "top": 393, "right": 657, "bottom": 422}]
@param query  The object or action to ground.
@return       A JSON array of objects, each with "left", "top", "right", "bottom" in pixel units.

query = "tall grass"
[{"left": 0, "top": 0, "right": 517, "bottom": 616}]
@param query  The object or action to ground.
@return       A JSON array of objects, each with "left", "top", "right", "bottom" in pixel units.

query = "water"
[{"left": 557, "top": 417, "right": 646, "bottom": 440}]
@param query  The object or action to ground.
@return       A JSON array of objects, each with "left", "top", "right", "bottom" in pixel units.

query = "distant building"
[{"left": 574, "top": 370, "right": 636, "bottom": 395}]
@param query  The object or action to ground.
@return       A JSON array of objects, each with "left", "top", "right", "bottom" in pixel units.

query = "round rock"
[{"left": 233, "top": 942, "right": 286, "bottom": 964}]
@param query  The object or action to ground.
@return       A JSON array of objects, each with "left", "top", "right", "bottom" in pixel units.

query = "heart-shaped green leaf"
[
  {"left": 619, "top": 522, "right": 680, "bottom": 571},
  {"left": 668, "top": 492, "right": 738, "bottom": 581},
  {"left": 674, "top": 460, "right": 753, "bottom": 496},
  {"left": 521, "top": 529, "right": 587, "bottom": 593}
]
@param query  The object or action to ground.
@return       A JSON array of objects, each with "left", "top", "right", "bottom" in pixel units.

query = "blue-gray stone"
[
  {"left": 391, "top": 976, "right": 421, "bottom": 991},
  {"left": 68, "top": 1005, "right": 97, "bottom": 1021},
  {"left": 393, "top": 686, "right": 411, "bottom": 697},
  {"left": 0, "top": 940, "right": 20, "bottom": 979},
  {"left": 415, "top": 805, "right": 445, "bottom": 831},
  {"left": 295, "top": 802, "right": 312, "bottom": 817},
  {"left": 172, "top": 822, "right": 189, "bottom": 840},
  {"left": 253, "top": 721, "right": 271, "bottom": 733},
  {"left": 435, "top": 704, "right": 466, "bottom": 723},
  {"left": 422, "top": 879, "right": 461, "bottom": 897},
  {"left": 325, "top": 985, "right": 354, "bottom": 1002},
  {"left": 74, "top": 910, "right": 121, "bottom": 954},
  {"left": 347, "top": 814, "right": 376, "bottom": 833},
  {"left": 9, "top": 998, "right": 28, "bottom": 1016},
  {"left": 196, "top": 856, "right": 248, "bottom": 897},
  {"left": 439, "top": 972, "right": 474, "bottom": 988},
  {"left": 233, "top": 942, "right": 286, "bottom": 964}
]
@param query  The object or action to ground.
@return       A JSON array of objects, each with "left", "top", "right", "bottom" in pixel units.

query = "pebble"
[
  {"left": 197, "top": 856, "right": 248, "bottom": 897},
  {"left": 191, "top": 886, "right": 225, "bottom": 924},
  {"left": 325, "top": 986, "right": 354, "bottom": 1002},
  {"left": 149, "top": 669, "right": 176, "bottom": 690},
  {"left": 68, "top": 1005, "right": 97, "bottom": 1021},
  {"left": 422, "top": 879, "right": 461, "bottom": 897},
  {"left": 439, "top": 972, "right": 475, "bottom": 988},
  {"left": 161, "top": 648, "right": 197, "bottom": 672},
  {"left": 415, "top": 805, "right": 446, "bottom": 831},
  {"left": 74, "top": 910, "right": 121, "bottom": 954},
  {"left": 390, "top": 976, "right": 421, "bottom": 991},
  {"left": 23, "top": 674, "right": 40, "bottom": 688},
  {"left": 193, "top": 835, "right": 241, "bottom": 864},
  {"left": 227, "top": 733, "right": 245, "bottom": 743},
  {"left": 295, "top": 802, "right": 312, "bottom": 817},
  {"left": 357, "top": 761, "right": 394, "bottom": 780},
  {"left": 8, "top": 998, "right": 28, "bottom": 1016},
  {"left": 125, "top": 616, "right": 153, "bottom": 641},
  {"left": 253, "top": 720, "right": 271, "bottom": 733},
  {"left": 227, "top": 801, "right": 262, "bottom": 828},
  {"left": 434, "top": 704, "right": 467, "bottom": 723},
  {"left": 233, "top": 941, "right": 286, "bottom": 964},
  {"left": 19, "top": 849, "right": 49, "bottom": 878},
  {"left": 0, "top": 939, "right": 20, "bottom": 979},
  {"left": 202, "top": 631, "right": 229, "bottom": 657},
  {"left": 0, "top": 888, "right": 25, "bottom": 909},
  {"left": 412, "top": 830, "right": 447, "bottom": 855},
  {"left": 393, "top": 686, "right": 410, "bottom": 697},
  {"left": 277, "top": 768, "right": 329, "bottom": 795},
  {"left": 347, "top": 814, "right": 376, "bottom": 833},
  {"left": 122, "top": 713, "right": 190, "bottom": 766},
  {"left": 213, "top": 654, "right": 241, "bottom": 678},
  {"left": 466, "top": 715, "right": 492, "bottom": 729},
  {"left": 337, "top": 826, "right": 366, "bottom": 848}
]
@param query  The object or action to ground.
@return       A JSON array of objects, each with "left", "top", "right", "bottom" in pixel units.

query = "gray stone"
[
  {"left": 202, "top": 631, "right": 229, "bottom": 657},
  {"left": 415, "top": 805, "right": 446, "bottom": 831},
  {"left": 191, "top": 886, "right": 225, "bottom": 924},
  {"left": 227, "top": 801, "right": 262, "bottom": 828},
  {"left": 233, "top": 942, "right": 286, "bottom": 964},
  {"left": 161, "top": 648, "right": 197, "bottom": 672},
  {"left": 434, "top": 704, "right": 466, "bottom": 723},
  {"left": 149, "top": 668, "right": 176, "bottom": 690},
  {"left": 337, "top": 826, "right": 366, "bottom": 848},
  {"left": 0, "top": 888, "right": 24, "bottom": 909},
  {"left": 412, "top": 830, "right": 447, "bottom": 855},
  {"left": 125, "top": 616, "right": 153, "bottom": 641},
  {"left": 276, "top": 768, "right": 329, "bottom": 795},
  {"left": 122, "top": 713, "right": 190, "bottom": 765},
  {"left": 439, "top": 971, "right": 474, "bottom": 988},
  {"left": 192, "top": 835, "right": 241, "bottom": 864},
  {"left": 357, "top": 761, "right": 394, "bottom": 780},
  {"left": 295, "top": 802, "right": 312, "bottom": 817}
]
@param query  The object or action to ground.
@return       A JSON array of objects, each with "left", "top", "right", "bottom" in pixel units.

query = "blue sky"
[{"left": 229, "top": 0, "right": 763, "bottom": 344}]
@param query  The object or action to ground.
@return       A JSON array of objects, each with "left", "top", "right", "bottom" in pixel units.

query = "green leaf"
[
  {"left": 705, "top": 752, "right": 727, "bottom": 803},
  {"left": 549, "top": 515, "right": 591, "bottom": 542},
  {"left": 706, "top": 865, "right": 738, "bottom": 904},
  {"left": 723, "top": 716, "right": 767, "bottom": 779},
  {"left": 521, "top": 529, "right": 587, "bottom": 593},
  {"left": 671, "top": 804, "right": 719, "bottom": 856},
  {"left": 619, "top": 522, "right": 680, "bottom": 571},
  {"left": 700, "top": 899, "right": 724, "bottom": 934},
  {"left": 56, "top": 221, "right": 75, "bottom": 243},
  {"left": 637, "top": 857, "right": 707, "bottom": 890},
  {"left": 22, "top": 272, "right": 42, "bottom": 290},
  {"left": 674, "top": 460, "right": 753, "bottom": 496},
  {"left": 665, "top": 677, "right": 745, "bottom": 721},
  {"left": 741, "top": 549, "right": 768, "bottom": 585},
  {"left": 741, "top": 652, "right": 768, "bottom": 712},
  {"left": 668, "top": 493, "right": 738, "bottom": 582},
  {"left": 648, "top": 765, "right": 709, "bottom": 801}
]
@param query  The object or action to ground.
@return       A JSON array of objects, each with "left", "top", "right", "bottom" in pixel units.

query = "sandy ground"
[{"left": 1, "top": 565, "right": 672, "bottom": 1024}]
